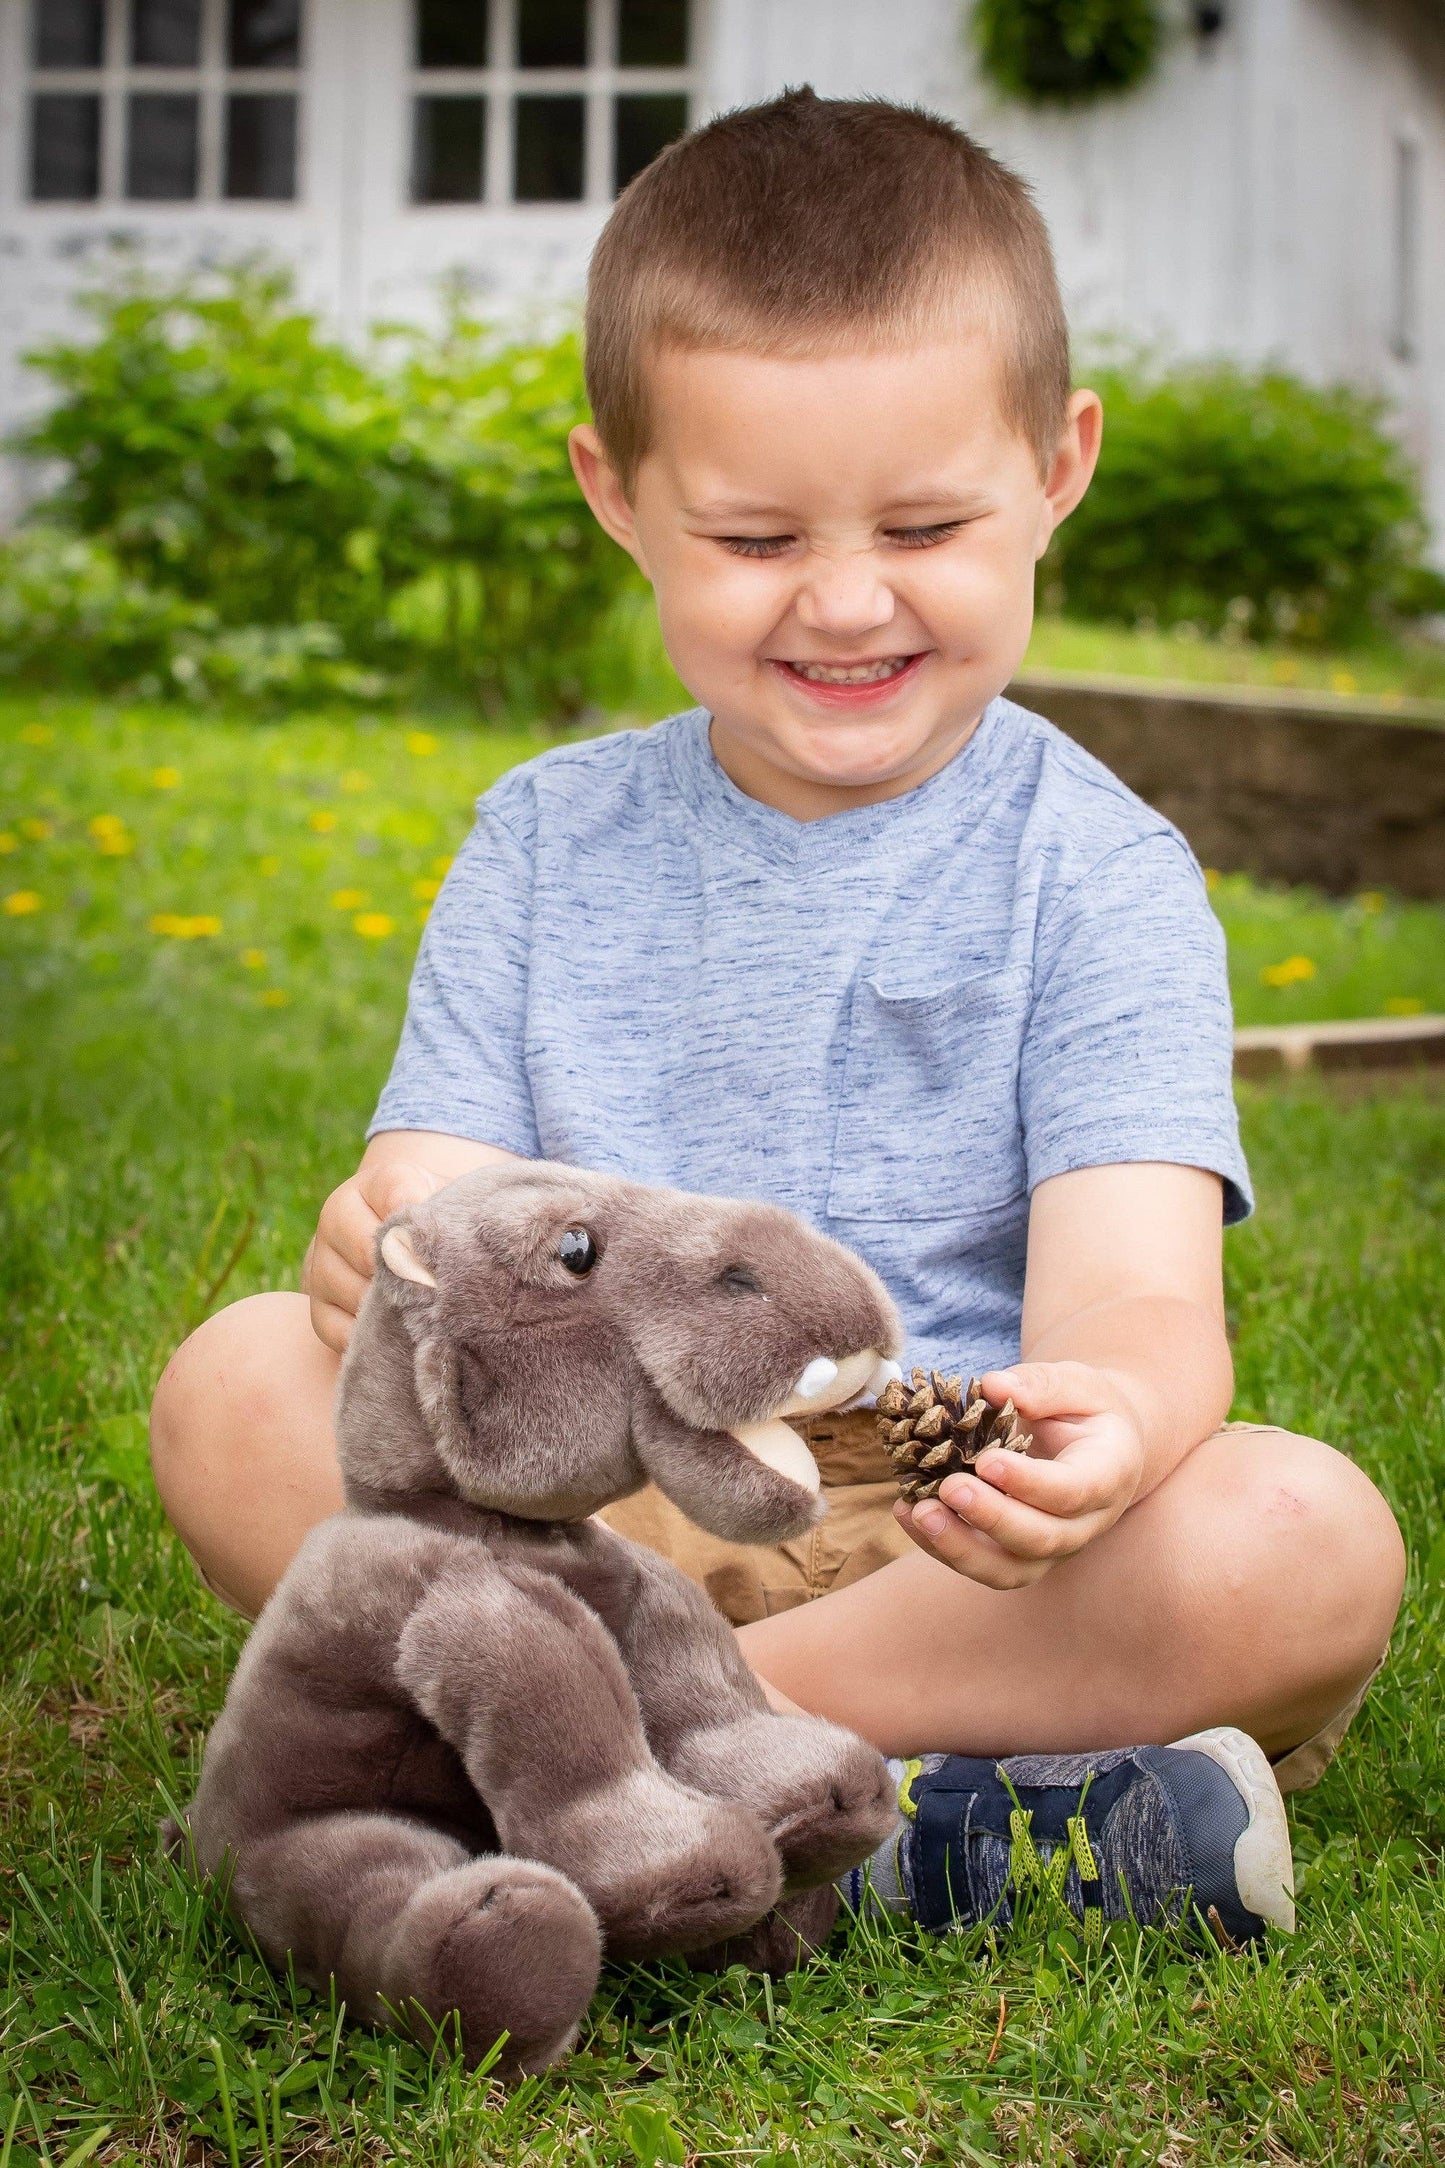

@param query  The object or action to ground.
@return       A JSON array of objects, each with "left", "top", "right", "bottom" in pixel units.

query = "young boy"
[{"left": 151, "top": 91, "right": 1404, "bottom": 1944}]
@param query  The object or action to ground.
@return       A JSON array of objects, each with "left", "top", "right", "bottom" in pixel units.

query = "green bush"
[
  {"left": 5, "top": 268, "right": 641, "bottom": 713},
  {"left": 973, "top": 0, "right": 1162, "bottom": 105},
  {"left": 1050, "top": 358, "right": 1443, "bottom": 641}
]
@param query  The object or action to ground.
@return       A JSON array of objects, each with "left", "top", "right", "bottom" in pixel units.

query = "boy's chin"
[{"left": 770, "top": 707, "right": 973, "bottom": 792}]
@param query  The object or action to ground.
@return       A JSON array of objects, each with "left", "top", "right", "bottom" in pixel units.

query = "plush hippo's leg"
[
  {"left": 394, "top": 1557, "right": 783, "bottom": 1958},
  {"left": 214, "top": 1811, "right": 601, "bottom": 2078},
  {"left": 552, "top": 1524, "right": 896, "bottom": 1893}
]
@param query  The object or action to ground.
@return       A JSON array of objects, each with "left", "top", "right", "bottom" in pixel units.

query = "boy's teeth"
[{"left": 790, "top": 656, "right": 910, "bottom": 684}]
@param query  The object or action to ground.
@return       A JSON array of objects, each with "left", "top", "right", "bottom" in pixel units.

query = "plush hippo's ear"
[{"left": 379, "top": 1224, "right": 437, "bottom": 1289}]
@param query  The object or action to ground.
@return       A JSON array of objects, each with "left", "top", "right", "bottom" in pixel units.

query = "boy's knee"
[
  {"left": 1235, "top": 1429, "right": 1405, "bottom": 1674},
  {"left": 149, "top": 1291, "right": 314, "bottom": 1514}
]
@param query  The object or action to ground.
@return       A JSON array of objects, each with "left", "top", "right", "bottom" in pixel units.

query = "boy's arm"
[
  {"left": 303, "top": 1130, "right": 522, "bottom": 1352},
  {"left": 897, "top": 1161, "right": 1233, "bottom": 1589}
]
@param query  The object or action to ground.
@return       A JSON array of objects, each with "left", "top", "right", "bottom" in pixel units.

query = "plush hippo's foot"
[
  {"left": 670, "top": 1714, "right": 897, "bottom": 1890},
  {"left": 686, "top": 1882, "right": 842, "bottom": 1975},
  {"left": 382, "top": 1857, "right": 603, "bottom": 2078}
]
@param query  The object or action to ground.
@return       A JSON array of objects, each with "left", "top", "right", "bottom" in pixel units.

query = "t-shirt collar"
[{"left": 664, "top": 699, "right": 1010, "bottom": 868}]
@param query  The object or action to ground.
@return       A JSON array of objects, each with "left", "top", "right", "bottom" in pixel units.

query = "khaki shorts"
[{"left": 599, "top": 1411, "right": 1380, "bottom": 1797}]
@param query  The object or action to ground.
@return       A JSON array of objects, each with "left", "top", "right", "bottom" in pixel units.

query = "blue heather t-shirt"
[{"left": 371, "top": 698, "right": 1250, "bottom": 1380}]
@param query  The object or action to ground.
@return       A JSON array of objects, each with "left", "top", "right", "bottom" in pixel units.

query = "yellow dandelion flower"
[
  {"left": 341, "top": 770, "right": 371, "bottom": 793},
  {"left": 406, "top": 731, "right": 439, "bottom": 757},
  {"left": 1260, "top": 954, "right": 1317, "bottom": 989},
  {"left": 308, "top": 810, "right": 338, "bottom": 834},
  {"left": 258, "top": 854, "right": 282, "bottom": 877},
  {"left": 0, "top": 833, "right": 17, "bottom": 855},
  {"left": 4, "top": 889, "right": 43, "bottom": 916},
  {"left": 259, "top": 987, "right": 291, "bottom": 1008},
  {"left": 18, "top": 818, "right": 52, "bottom": 842},
  {"left": 19, "top": 723, "right": 53, "bottom": 746},
  {"left": 1329, "top": 668, "right": 1358, "bottom": 696},
  {"left": 152, "top": 766, "right": 181, "bottom": 789},
  {"left": 1384, "top": 997, "right": 1425, "bottom": 1017},
  {"left": 353, "top": 912, "right": 394, "bottom": 940},
  {"left": 241, "top": 948, "right": 267, "bottom": 970},
  {"left": 89, "top": 815, "right": 135, "bottom": 857},
  {"left": 149, "top": 913, "right": 222, "bottom": 939},
  {"left": 1203, "top": 868, "right": 1220, "bottom": 892},
  {"left": 411, "top": 876, "right": 441, "bottom": 902},
  {"left": 331, "top": 887, "right": 369, "bottom": 911},
  {"left": 1357, "top": 891, "right": 1386, "bottom": 913},
  {"left": 431, "top": 854, "right": 454, "bottom": 877}
]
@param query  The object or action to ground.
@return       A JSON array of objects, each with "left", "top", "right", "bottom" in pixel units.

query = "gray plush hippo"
[{"left": 168, "top": 1161, "right": 904, "bottom": 2078}]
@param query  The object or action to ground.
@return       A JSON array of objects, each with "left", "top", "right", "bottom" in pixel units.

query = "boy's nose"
[{"left": 794, "top": 554, "right": 896, "bottom": 638}]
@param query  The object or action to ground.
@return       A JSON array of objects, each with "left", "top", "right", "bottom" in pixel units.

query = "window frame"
[
  {"left": 25, "top": 0, "right": 305, "bottom": 206},
  {"left": 410, "top": 0, "right": 693, "bottom": 208}
]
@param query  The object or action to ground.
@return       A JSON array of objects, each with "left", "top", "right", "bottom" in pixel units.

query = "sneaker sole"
[{"left": 1169, "top": 1725, "right": 1295, "bottom": 1933}]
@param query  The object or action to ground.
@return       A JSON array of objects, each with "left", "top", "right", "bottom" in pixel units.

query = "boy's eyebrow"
[{"left": 681, "top": 489, "right": 997, "bottom": 524}]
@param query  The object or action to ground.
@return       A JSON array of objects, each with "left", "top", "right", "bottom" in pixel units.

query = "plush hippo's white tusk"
[
  {"left": 792, "top": 1356, "right": 839, "bottom": 1402},
  {"left": 867, "top": 1357, "right": 903, "bottom": 1397}
]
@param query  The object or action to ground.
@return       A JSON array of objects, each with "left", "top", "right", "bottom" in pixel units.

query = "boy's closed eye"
[{"left": 716, "top": 519, "right": 971, "bottom": 560}]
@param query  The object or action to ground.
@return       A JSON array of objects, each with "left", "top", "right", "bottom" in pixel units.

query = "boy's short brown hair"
[{"left": 585, "top": 87, "right": 1071, "bottom": 488}]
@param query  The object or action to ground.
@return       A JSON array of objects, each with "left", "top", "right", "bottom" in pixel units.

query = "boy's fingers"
[
  {"left": 893, "top": 1498, "right": 1051, "bottom": 1589},
  {"left": 309, "top": 1296, "right": 355, "bottom": 1355},
  {"left": 360, "top": 1156, "right": 448, "bottom": 1218},
  {"left": 309, "top": 1249, "right": 370, "bottom": 1318},
  {"left": 932, "top": 1471, "right": 1094, "bottom": 1561},
  {"left": 981, "top": 1361, "right": 1115, "bottom": 1420},
  {"left": 969, "top": 1446, "right": 1119, "bottom": 1518}
]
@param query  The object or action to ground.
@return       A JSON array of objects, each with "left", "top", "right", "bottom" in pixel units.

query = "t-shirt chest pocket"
[{"left": 826, "top": 968, "right": 1032, "bottom": 1223}]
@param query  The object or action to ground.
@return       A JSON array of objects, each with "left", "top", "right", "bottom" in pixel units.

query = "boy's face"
[{"left": 572, "top": 331, "right": 1101, "bottom": 818}]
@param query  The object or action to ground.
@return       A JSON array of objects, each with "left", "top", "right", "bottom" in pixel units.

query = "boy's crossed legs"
[{"left": 153, "top": 1290, "right": 1402, "bottom": 1784}]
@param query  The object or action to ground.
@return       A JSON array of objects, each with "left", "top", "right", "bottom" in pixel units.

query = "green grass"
[
  {"left": 1023, "top": 615, "right": 1445, "bottom": 706},
  {"left": 2, "top": 701, "right": 1444, "bottom": 2165}
]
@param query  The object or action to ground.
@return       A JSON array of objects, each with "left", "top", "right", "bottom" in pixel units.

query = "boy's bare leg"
[
  {"left": 152, "top": 1293, "right": 1403, "bottom": 1763},
  {"left": 151, "top": 1293, "right": 343, "bottom": 1619}
]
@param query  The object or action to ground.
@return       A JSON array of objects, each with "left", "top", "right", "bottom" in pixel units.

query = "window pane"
[
  {"left": 618, "top": 0, "right": 687, "bottom": 66},
  {"left": 126, "top": 92, "right": 200, "bottom": 197},
  {"left": 412, "top": 95, "right": 485, "bottom": 201},
  {"left": 417, "top": 0, "right": 487, "bottom": 67},
  {"left": 614, "top": 93, "right": 686, "bottom": 190},
  {"left": 33, "top": 0, "right": 105, "bottom": 67},
  {"left": 132, "top": 0, "right": 202, "bottom": 64},
  {"left": 517, "top": 0, "right": 586, "bottom": 68},
  {"left": 514, "top": 94, "right": 583, "bottom": 198},
  {"left": 226, "top": 93, "right": 297, "bottom": 197},
  {"left": 229, "top": 0, "right": 301, "bottom": 67},
  {"left": 30, "top": 93, "right": 101, "bottom": 198}
]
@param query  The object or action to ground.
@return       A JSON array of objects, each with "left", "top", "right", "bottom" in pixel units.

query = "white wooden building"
[{"left": 0, "top": 0, "right": 1442, "bottom": 547}]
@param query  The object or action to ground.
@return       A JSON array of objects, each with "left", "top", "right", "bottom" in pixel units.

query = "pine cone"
[{"left": 877, "top": 1369, "right": 1032, "bottom": 1504}]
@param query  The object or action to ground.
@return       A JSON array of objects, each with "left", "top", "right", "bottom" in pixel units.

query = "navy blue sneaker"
[{"left": 844, "top": 1727, "right": 1294, "bottom": 1946}]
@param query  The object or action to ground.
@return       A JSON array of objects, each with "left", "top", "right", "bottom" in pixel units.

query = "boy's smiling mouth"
[{"left": 771, "top": 652, "right": 928, "bottom": 706}]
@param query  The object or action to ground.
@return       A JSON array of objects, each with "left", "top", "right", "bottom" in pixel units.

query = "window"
[
  {"left": 26, "top": 0, "right": 303, "bottom": 204},
  {"left": 1390, "top": 133, "right": 1421, "bottom": 364},
  {"left": 410, "top": 0, "right": 692, "bottom": 207}
]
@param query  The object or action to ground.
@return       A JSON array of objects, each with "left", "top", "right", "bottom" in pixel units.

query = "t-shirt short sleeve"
[
  {"left": 1020, "top": 832, "right": 1252, "bottom": 1222},
  {"left": 367, "top": 800, "right": 540, "bottom": 1154}
]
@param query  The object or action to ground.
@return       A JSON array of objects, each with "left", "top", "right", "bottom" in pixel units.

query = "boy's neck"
[{"left": 706, "top": 707, "right": 988, "bottom": 823}]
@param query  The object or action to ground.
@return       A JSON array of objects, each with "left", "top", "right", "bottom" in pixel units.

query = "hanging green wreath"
[{"left": 973, "top": 0, "right": 1164, "bottom": 105}]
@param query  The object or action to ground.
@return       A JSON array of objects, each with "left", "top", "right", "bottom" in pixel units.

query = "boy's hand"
[
  {"left": 895, "top": 1362, "right": 1147, "bottom": 1590},
  {"left": 304, "top": 1133, "right": 522, "bottom": 1352},
  {"left": 303, "top": 1156, "right": 449, "bottom": 1354}
]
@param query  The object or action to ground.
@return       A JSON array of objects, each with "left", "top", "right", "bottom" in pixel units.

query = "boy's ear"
[
  {"left": 568, "top": 424, "right": 652, "bottom": 577},
  {"left": 1035, "top": 388, "right": 1104, "bottom": 557},
  {"left": 380, "top": 1225, "right": 437, "bottom": 1289}
]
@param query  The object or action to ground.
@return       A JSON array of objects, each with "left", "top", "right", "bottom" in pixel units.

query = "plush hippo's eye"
[
  {"left": 717, "top": 1264, "right": 764, "bottom": 1295},
  {"left": 558, "top": 1226, "right": 598, "bottom": 1276}
]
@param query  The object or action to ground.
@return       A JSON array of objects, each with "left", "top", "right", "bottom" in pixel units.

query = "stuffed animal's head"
[{"left": 335, "top": 1162, "right": 902, "bottom": 1544}]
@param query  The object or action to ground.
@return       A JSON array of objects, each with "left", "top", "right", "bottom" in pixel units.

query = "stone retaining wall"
[{"left": 1009, "top": 670, "right": 1445, "bottom": 900}]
